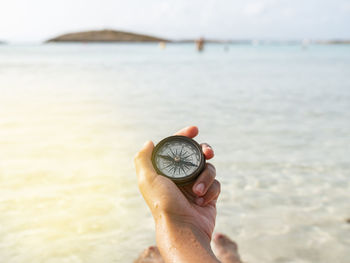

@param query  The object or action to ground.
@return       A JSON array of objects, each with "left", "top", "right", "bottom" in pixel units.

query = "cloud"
[{"left": 243, "top": 2, "right": 266, "bottom": 16}]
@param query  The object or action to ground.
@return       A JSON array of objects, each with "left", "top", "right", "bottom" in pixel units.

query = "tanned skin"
[{"left": 134, "top": 126, "right": 221, "bottom": 263}]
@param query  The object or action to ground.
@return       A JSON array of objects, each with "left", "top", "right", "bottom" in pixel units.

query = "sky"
[{"left": 1, "top": 0, "right": 350, "bottom": 42}]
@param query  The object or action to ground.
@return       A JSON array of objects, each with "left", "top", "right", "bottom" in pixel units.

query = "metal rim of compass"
[{"left": 151, "top": 135, "right": 205, "bottom": 185}]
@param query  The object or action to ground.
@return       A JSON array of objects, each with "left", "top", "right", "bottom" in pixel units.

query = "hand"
[{"left": 134, "top": 126, "right": 220, "bottom": 240}]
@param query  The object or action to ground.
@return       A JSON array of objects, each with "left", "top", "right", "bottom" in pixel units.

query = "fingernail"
[
  {"left": 195, "top": 183, "right": 205, "bottom": 195},
  {"left": 216, "top": 233, "right": 224, "bottom": 239},
  {"left": 196, "top": 197, "right": 204, "bottom": 206}
]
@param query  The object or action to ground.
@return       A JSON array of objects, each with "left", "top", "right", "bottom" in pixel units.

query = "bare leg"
[
  {"left": 134, "top": 246, "right": 164, "bottom": 263},
  {"left": 212, "top": 233, "right": 242, "bottom": 263}
]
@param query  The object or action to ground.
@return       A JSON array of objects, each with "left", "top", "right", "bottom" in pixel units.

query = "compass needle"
[
  {"left": 158, "top": 154, "right": 174, "bottom": 162},
  {"left": 183, "top": 153, "right": 194, "bottom": 160}
]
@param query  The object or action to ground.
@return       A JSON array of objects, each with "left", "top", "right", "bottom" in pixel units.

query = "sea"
[{"left": 0, "top": 43, "right": 349, "bottom": 263}]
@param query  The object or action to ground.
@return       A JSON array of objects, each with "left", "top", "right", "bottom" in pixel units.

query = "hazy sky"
[{"left": 1, "top": 0, "right": 350, "bottom": 42}]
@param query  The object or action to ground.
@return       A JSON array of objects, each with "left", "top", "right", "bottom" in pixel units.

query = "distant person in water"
[
  {"left": 196, "top": 38, "right": 205, "bottom": 52},
  {"left": 134, "top": 126, "right": 242, "bottom": 263},
  {"left": 159, "top": 41, "right": 166, "bottom": 50}
]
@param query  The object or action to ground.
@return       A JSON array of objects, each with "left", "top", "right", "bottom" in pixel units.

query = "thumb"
[{"left": 134, "top": 141, "right": 157, "bottom": 182}]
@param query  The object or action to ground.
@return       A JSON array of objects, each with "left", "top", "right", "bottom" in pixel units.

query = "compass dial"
[{"left": 152, "top": 136, "right": 205, "bottom": 185}]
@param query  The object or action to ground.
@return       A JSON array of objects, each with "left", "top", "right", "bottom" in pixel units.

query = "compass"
[{"left": 151, "top": 135, "right": 205, "bottom": 185}]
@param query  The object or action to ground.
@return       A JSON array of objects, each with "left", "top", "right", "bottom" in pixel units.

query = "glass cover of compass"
[{"left": 151, "top": 135, "right": 205, "bottom": 185}]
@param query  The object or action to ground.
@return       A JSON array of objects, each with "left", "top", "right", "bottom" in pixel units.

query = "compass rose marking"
[
  {"left": 155, "top": 139, "right": 202, "bottom": 179},
  {"left": 168, "top": 166, "right": 175, "bottom": 173},
  {"left": 163, "top": 162, "right": 173, "bottom": 169},
  {"left": 183, "top": 153, "right": 194, "bottom": 160},
  {"left": 180, "top": 166, "right": 187, "bottom": 176},
  {"left": 179, "top": 145, "right": 184, "bottom": 156},
  {"left": 170, "top": 148, "right": 176, "bottom": 158}
]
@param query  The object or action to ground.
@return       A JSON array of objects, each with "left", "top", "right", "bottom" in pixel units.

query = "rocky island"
[{"left": 46, "top": 29, "right": 168, "bottom": 43}]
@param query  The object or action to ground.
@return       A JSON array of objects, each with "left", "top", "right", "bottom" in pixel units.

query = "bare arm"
[
  {"left": 134, "top": 126, "right": 221, "bottom": 263},
  {"left": 156, "top": 214, "right": 220, "bottom": 263}
]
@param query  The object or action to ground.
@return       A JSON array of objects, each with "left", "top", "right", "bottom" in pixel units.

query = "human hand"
[{"left": 134, "top": 126, "right": 220, "bottom": 240}]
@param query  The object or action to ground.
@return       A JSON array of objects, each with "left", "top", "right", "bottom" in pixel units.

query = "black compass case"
[{"left": 151, "top": 135, "right": 205, "bottom": 185}]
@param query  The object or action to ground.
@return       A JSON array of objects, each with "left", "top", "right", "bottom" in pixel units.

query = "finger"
[
  {"left": 195, "top": 180, "right": 220, "bottom": 206},
  {"left": 201, "top": 143, "right": 214, "bottom": 160},
  {"left": 134, "top": 141, "right": 157, "bottom": 182},
  {"left": 174, "top": 126, "right": 199, "bottom": 138},
  {"left": 192, "top": 163, "right": 216, "bottom": 197}
]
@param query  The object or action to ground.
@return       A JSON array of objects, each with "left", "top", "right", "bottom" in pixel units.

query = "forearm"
[{"left": 155, "top": 214, "right": 220, "bottom": 263}]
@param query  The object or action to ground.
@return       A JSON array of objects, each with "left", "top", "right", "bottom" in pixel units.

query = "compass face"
[{"left": 152, "top": 136, "right": 205, "bottom": 185}]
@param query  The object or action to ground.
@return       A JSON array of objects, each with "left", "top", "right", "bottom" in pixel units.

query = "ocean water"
[{"left": 0, "top": 43, "right": 349, "bottom": 263}]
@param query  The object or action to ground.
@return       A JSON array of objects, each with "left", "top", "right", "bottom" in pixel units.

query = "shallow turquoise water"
[{"left": 0, "top": 43, "right": 349, "bottom": 263}]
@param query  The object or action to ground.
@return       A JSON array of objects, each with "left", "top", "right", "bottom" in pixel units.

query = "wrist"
[
  {"left": 156, "top": 212, "right": 211, "bottom": 243},
  {"left": 155, "top": 213, "right": 219, "bottom": 263}
]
